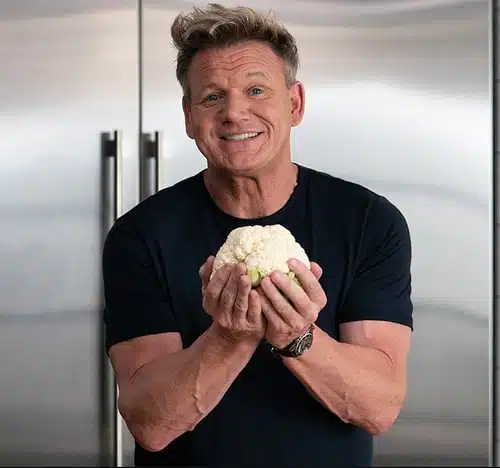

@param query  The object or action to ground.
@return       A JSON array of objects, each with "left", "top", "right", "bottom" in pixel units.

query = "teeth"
[{"left": 224, "top": 132, "right": 259, "bottom": 141}]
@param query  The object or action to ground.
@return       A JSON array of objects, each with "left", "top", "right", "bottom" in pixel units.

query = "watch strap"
[{"left": 269, "top": 325, "right": 314, "bottom": 358}]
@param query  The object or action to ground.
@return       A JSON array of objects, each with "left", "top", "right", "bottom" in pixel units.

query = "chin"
[{"left": 224, "top": 153, "right": 273, "bottom": 175}]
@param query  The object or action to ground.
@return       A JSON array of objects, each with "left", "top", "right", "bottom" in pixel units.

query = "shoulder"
[
  {"left": 302, "top": 165, "right": 377, "bottom": 206},
  {"left": 112, "top": 171, "right": 206, "bottom": 237},
  {"left": 301, "top": 165, "right": 380, "bottom": 224},
  {"left": 103, "top": 171, "right": 208, "bottom": 261},
  {"left": 300, "top": 164, "right": 409, "bottom": 237}
]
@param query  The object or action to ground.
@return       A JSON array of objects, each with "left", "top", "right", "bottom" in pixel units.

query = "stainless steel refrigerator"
[{"left": 0, "top": 0, "right": 492, "bottom": 466}]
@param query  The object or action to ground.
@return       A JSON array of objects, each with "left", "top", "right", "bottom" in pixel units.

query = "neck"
[{"left": 204, "top": 161, "right": 299, "bottom": 219}]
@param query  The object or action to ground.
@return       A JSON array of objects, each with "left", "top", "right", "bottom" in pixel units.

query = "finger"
[
  {"left": 256, "top": 287, "right": 280, "bottom": 326},
  {"left": 233, "top": 273, "right": 252, "bottom": 321},
  {"left": 218, "top": 263, "right": 247, "bottom": 314},
  {"left": 310, "top": 262, "right": 323, "bottom": 280},
  {"left": 288, "top": 259, "right": 327, "bottom": 308},
  {"left": 246, "top": 289, "right": 263, "bottom": 324},
  {"left": 203, "top": 263, "right": 233, "bottom": 312},
  {"left": 200, "top": 256, "right": 215, "bottom": 294},
  {"left": 269, "top": 270, "right": 312, "bottom": 316},
  {"left": 260, "top": 276, "right": 301, "bottom": 329}
]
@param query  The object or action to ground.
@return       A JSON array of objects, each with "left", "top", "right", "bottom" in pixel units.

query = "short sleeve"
[
  {"left": 102, "top": 217, "right": 179, "bottom": 353},
  {"left": 338, "top": 195, "right": 413, "bottom": 329}
]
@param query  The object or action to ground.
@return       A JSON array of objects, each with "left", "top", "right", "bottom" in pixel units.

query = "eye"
[
  {"left": 249, "top": 87, "right": 263, "bottom": 96},
  {"left": 206, "top": 94, "right": 219, "bottom": 102}
]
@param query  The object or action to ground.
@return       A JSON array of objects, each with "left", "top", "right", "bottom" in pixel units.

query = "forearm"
[
  {"left": 119, "top": 324, "right": 259, "bottom": 451},
  {"left": 282, "top": 326, "right": 406, "bottom": 434}
]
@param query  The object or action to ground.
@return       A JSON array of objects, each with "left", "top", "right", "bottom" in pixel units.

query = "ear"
[
  {"left": 289, "top": 81, "right": 305, "bottom": 127},
  {"left": 182, "top": 95, "right": 195, "bottom": 139}
]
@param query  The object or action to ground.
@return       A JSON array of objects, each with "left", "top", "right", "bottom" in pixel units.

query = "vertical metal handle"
[
  {"left": 154, "top": 131, "right": 163, "bottom": 193},
  {"left": 102, "top": 130, "right": 123, "bottom": 229},
  {"left": 101, "top": 130, "right": 123, "bottom": 467},
  {"left": 140, "top": 131, "right": 163, "bottom": 200}
]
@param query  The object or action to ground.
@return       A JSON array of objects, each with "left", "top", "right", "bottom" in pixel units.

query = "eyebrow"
[
  {"left": 198, "top": 71, "right": 272, "bottom": 94},
  {"left": 245, "top": 71, "right": 270, "bottom": 80}
]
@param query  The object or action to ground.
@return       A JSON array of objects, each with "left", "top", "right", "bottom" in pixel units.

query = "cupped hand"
[
  {"left": 257, "top": 259, "right": 327, "bottom": 349},
  {"left": 199, "top": 256, "right": 266, "bottom": 343}
]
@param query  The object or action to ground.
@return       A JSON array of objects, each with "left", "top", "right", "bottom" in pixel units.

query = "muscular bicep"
[
  {"left": 339, "top": 320, "right": 412, "bottom": 377},
  {"left": 103, "top": 218, "right": 181, "bottom": 379},
  {"left": 109, "top": 332, "right": 183, "bottom": 388}
]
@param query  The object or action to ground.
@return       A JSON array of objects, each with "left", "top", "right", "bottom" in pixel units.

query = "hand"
[
  {"left": 257, "top": 259, "right": 327, "bottom": 349},
  {"left": 199, "top": 256, "right": 266, "bottom": 344}
]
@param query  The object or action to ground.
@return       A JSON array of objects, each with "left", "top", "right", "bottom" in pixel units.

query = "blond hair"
[{"left": 171, "top": 3, "right": 299, "bottom": 97}]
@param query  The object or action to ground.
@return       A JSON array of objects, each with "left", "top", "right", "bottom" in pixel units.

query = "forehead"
[{"left": 188, "top": 41, "right": 286, "bottom": 89}]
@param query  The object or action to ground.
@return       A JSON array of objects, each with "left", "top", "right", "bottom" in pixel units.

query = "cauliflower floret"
[{"left": 211, "top": 224, "right": 310, "bottom": 287}]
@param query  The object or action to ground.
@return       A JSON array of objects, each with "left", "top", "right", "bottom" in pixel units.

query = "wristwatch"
[{"left": 268, "top": 325, "right": 314, "bottom": 358}]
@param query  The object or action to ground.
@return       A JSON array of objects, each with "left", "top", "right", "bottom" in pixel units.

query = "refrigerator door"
[
  {"left": 0, "top": 2, "right": 139, "bottom": 466},
  {"left": 140, "top": 0, "right": 491, "bottom": 466}
]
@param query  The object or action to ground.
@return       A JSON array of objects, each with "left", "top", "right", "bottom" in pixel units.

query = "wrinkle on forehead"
[{"left": 189, "top": 42, "right": 285, "bottom": 90}]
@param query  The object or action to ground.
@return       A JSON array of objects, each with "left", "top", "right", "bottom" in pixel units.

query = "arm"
[
  {"left": 281, "top": 320, "right": 411, "bottom": 435},
  {"left": 109, "top": 325, "right": 259, "bottom": 452},
  {"left": 259, "top": 196, "right": 413, "bottom": 434},
  {"left": 103, "top": 219, "right": 265, "bottom": 452}
]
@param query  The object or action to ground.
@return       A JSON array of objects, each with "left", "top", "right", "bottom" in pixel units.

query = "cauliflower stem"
[{"left": 247, "top": 267, "right": 300, "bottom": 288}]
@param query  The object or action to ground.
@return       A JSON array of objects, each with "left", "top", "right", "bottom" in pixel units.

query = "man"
[{"left": 102, "top": 3, "right": 413, "bottom": 467}]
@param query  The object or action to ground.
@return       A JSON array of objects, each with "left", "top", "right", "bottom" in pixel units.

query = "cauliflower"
[{"left": 211, "top": 224, "right": 310, "bottom": 287}]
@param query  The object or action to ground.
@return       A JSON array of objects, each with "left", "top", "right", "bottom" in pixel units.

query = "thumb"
[{"left": 200, "top": 256, "right": 215, "bottom": 293}]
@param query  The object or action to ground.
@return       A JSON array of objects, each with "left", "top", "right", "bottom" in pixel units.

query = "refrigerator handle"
[
  {"left": 140, "top": 131, "right": 163, "bottom": 200},
  {"left": 102, "top": 130, "right": 123, "bottom": 226},
  {"left": 153, "top": 130, "right": 163, "bottom": 193},
  {"left": 100, "top": 129, "right": 123, "bottom": 467}
]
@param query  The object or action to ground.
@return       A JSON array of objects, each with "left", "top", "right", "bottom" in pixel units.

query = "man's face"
[{"left": 182, "top": 40, "right": 305, "bottom": 175}]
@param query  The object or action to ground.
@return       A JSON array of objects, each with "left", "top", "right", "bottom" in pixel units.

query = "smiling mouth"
[{"left": 220, "top": 132, "right": 263, "bottom": 141}]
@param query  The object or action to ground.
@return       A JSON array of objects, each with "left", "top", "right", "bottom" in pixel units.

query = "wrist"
[
  {"left": 266, "top": 325, "right": 315, "bottom": 358},
  {"left": 209, "top": 323, "right": 261, "bottom": 352}
]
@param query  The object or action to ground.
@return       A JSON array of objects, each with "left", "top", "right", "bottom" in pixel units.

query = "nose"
[{"left": 219, "top": 93, "right": 250, "bottom": 124}]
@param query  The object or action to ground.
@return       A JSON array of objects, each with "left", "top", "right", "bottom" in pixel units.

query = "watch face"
[{"left": 294, "top": 331, "right": 313, "bottom": 355}]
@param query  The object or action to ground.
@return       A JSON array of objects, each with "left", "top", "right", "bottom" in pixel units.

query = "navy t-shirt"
[{"left": 102, "top": 164, "right": 413, "bottom": 467}]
